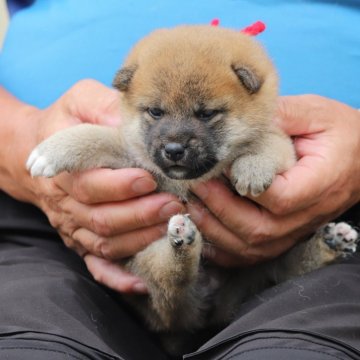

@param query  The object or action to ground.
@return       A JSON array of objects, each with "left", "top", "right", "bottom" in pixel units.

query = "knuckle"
[
  {"left": 93, "top": 235, "right": 106, "bottom": 254},
  {"left": 243, "top": 247, "right": 271, "bottom": 263},
  {"left": 100, "top": 241, "right": 120, "bottom": 260},
  {"left": 47, "top": 213, "right": 60, "bottom": 229},
  {"left": 303, "top": 94, "right": 325, "bottom": 104},
  {"left": 246, "top": 220, "right": 274, "bottom": 246},
  {"left": 133, "top": 209, "right": 151, "bottom": 228},
  {"left": 90, "top": 210, "right": 112, "bottom": 237},
  {"left": 99, "top": 246, "right": 112, "bottom": 260},
  {"left": 212, "top": 204, "right": 230, "bottom": 223},
  {"left": 270, "top": 196, "right": 293, "bottom": 216},
  {"left": 61, "top": 235, "right": 74, "bottom": 249},
  {"left": 138, "top": 228, "right": 159, "bottom": 249},
  {"left": 301, "top": 94, "right": 329, "bottom": 114},
  {"left": 72, "top": 175, "right": 92, "bottom": 204},
  {"left": 70, "top": 79, "right": 99, "bottom": 95}
]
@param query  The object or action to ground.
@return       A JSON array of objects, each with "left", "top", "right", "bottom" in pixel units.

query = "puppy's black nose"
[{"left": 164, "top": 143, "right": 185, "bottom": 161}]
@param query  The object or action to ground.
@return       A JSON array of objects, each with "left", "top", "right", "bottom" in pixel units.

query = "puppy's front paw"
[
  {"left": 322, "top": 222, "right": 358, "bottom": 255},
  {"left": 168, "top": 214, "right": 200, "bottom": 248},
  {"left": 26, "top": 147, "right": 59, "bottom": 178},
  {"left": 26, "top": 124, "right": 104, "bottom": 178},
  {"left": 230, "top": 156, "right": 275, "bottom": 196},
  {"left": 26, "top": 137, "right": 71, "bottom": 178}
]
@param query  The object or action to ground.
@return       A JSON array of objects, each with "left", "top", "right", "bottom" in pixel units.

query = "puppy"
[{"left": 26, "top": 25, "right": 358, "bottom": 355}]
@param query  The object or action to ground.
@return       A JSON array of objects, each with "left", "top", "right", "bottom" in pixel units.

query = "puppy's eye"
[
  {"left": 147, "top": 107, "right": 164, "bottom": 119},
  {"left": 195, "top": 109, "right": 219, "bottom": 121}
]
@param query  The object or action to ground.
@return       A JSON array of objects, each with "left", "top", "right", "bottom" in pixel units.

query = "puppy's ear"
[
  {"left": 112, "top": 65, "right": 137, "bottom": 91},
  {"left": 232, "top": 65, "right": 262, "bottom": 94}
]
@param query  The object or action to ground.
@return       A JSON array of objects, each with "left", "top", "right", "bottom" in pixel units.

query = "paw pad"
[
  {"left": 323, "top": 222, "right": 358, "bottom": 253},
  {"left": 168, "top": 214, "right": 197, "bottom": 248}
]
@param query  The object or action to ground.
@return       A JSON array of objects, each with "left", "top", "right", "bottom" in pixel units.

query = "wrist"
[{"left": 0, "top": 88, "right": 42, "bottom": 204}]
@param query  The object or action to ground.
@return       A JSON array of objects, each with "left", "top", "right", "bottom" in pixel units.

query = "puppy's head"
[{"left": 113, "top": 26, "right": 278, "bottom": 180}]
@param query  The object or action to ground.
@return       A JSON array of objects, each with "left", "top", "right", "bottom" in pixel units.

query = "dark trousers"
[{"left": 0, "top": 191, "right": 359, "bottom": 360}]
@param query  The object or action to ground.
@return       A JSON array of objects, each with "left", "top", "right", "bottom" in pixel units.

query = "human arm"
[
  {"left": 0, "top": 80, "right": 184, "bottom": 291},
  {"left": 188, "top": 95, "right": 360, "bottom": 266}
]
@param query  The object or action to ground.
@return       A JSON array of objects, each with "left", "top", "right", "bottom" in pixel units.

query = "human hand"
[
  {"left": 23, "top": 80, "right": 185, "bottom": 292},
  {"left": 188, "top": 95, "right": 360, "bottom": 266}
]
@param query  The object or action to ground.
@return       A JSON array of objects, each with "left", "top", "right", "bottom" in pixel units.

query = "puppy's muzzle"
[{"left": 164, "top": 142, "right": 185, "bottom": 161}]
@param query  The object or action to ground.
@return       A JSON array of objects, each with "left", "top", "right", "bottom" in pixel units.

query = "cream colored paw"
[{"left": 323, "top": 222, "right": 358, "bottom": 254}]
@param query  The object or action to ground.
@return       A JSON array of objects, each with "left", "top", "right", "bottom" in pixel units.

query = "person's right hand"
[
  {"left": 2, "top": 80, "right": 185, "bottom": 293},
  {"left": 47, "top": 168, "right": 184, "bottom": 293}
]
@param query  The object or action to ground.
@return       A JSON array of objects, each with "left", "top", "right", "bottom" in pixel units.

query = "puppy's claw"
[
  {"left": 173, "top": 238, "right": 184, "bottom": 247},
  {"left": 26, "top": 149, "right": 39, "bottom": 171},
  {"left": 231, "top": 158, "right": 275, "bottom": 197}
]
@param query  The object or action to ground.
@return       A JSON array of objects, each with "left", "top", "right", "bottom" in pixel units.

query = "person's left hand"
[
  {"left": 187, "top": 179, "right": 293, "bottom": 266},
  {"left": 187, "top": 95, "right": 360, "bottom": 267}
]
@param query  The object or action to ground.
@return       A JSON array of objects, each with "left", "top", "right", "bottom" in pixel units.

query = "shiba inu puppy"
[{"left": 26, "top": 25, "right": 358, "bottom": 355}]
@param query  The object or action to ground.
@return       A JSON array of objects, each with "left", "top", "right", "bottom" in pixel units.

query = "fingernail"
[
  {"left": 132, "top": 177, "right": 157, "bottom": 195},
  {"left": 159, "top": 201, "right": 184, "bottom": 220},
  {"left": 94, "top": 238, "right": 105, "bottom": 256},
  {"left": 192, "top": 182, "right": 209, "bottom": 200},
  {"left": 99, "top": 243, "right": 110, "bottom": 258},
  {"left": 132, "top": 282, "right": 148, "bottom": 294}
]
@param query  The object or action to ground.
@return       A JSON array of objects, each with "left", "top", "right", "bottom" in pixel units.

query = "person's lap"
[
  {"left": 187, "top": 254, "right": 360, "bottom": 359},
  {"left": 1, "top": 192, "right": 360, "bottom": 359},
  {"left": 0, "top": 195, "right": 169, "bottom": 359}
]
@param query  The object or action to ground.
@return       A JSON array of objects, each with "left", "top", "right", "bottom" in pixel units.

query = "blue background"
[{"left": 0, "top": 0, "right": 359, "bottom": 108}]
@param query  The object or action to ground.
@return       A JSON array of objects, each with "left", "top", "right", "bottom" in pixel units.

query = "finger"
[
  {"left": 60, "top": 233, "right": 88, "bottom": 257},
  {"left": 70, "top": 228, "right": 103, "bottom": 257},
  {"left": 190, "top": 180, "right": 264, "bottom": 239},
  {"left": 274, "top": 95, "right": 329, "bottom": 135},
  {"left": 84, "top": 254, "right": 148, "bottom": 294},
  {"left": 73, "top": 223, "right": 167, "bottom": 260},
  {"left": 190, "top": 179, "right": 322, "bottom": 246},
  {"left": 249, "top": 154, "right": 330, "bottom": 214},
  {"left": 55, "top": 168, "right": 157, "bottom": 204},
  {"left": 244, "top": 236, "right": 299, "bottom": 260},
  {"left": 100, "top": 223, "right": 167, "bottom": 259},
  {"left": 202, "top": 243, "right": 258, "bottom": 267},
  {"left": 62, "top": 192, "right": 184, "bottom": 237},
  {"left": 187, "top": 201, "right": 250, "bottom": 254}
]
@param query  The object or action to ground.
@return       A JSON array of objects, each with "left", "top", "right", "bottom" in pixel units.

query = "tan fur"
[{"left": 26, "top": 26, "right": 357, "bottom": 356}]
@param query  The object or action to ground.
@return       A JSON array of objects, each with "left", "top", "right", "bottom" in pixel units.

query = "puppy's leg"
[
  {"left": 124, "top": 214, "right": 204, "bottom": 332},
  {"left": 275, "top": 222, "right": 358, "bottom": 282},
  {"left": 230, "top": 127, "right": 295, "bottom": 196},
  {"left": 27, "top": 124, "right": 127, "bottom": 177}
]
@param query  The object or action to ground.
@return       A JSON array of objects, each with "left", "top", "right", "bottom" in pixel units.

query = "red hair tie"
[
  {"left": 241, "top": 21, "right": 266, "bottom": 36},
  {"left": 210, "top": 19, "right": 266, "bottom": 36}
]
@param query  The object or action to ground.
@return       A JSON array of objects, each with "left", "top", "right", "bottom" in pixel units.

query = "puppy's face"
[{"left": 114, "top": 26, "right": 278, "bottom": 180}]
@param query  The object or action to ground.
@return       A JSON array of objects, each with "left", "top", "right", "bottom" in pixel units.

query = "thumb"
[
  {"left": 64, "top": 79, "right": 122, "bottom": 127},
  {"left": 274, "top": 95, "right": 330, "bottom": 136},
  {"left": 250, "top": 95, "right": 335, "bottom": 213}
]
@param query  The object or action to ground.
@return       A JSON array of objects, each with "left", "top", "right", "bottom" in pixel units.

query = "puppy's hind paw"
[
  {"left": 167, "top": 214, "right": 200, "bottom": 248},
  {"left": 323, "top": 222, "right": 358, "bottom": 255}
]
